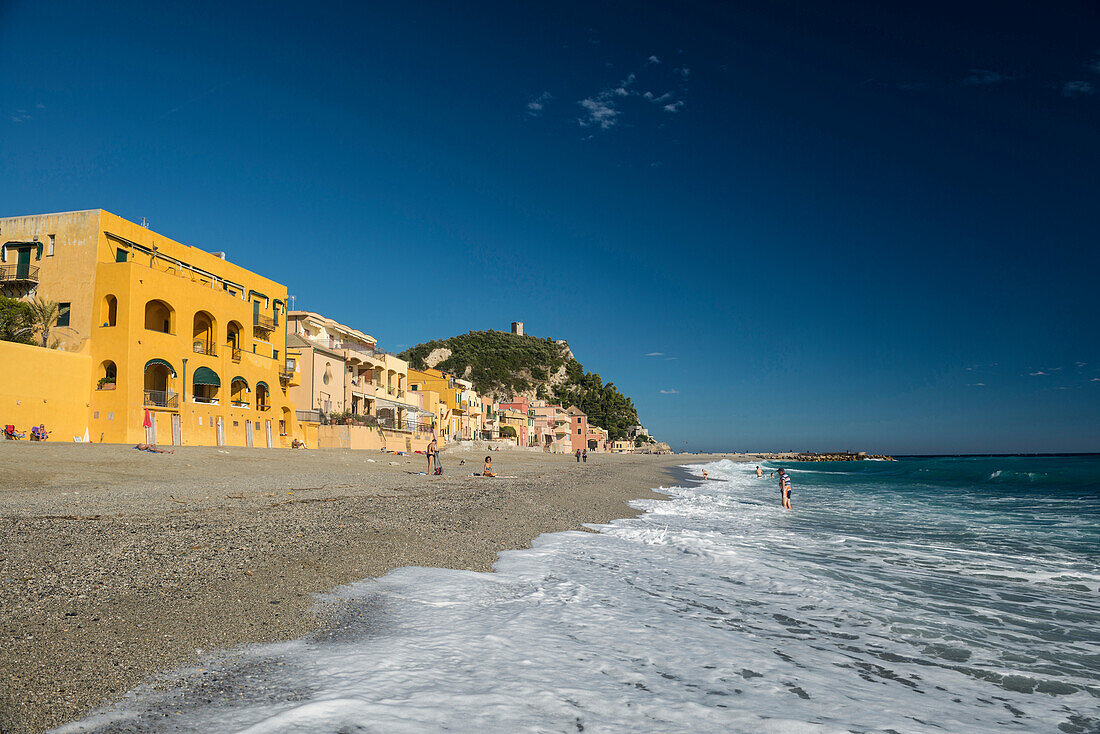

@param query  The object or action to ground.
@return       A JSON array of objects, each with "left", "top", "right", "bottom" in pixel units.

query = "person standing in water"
[
  {"left": 777, "top": 468, "right": 792, "bottom": 509},
  {"left": 755, "top": 466, "right": 763, "bottom": 478}
]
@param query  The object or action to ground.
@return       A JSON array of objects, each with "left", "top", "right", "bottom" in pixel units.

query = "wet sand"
[{"left": 0, "top": 442, "right": 738, "bottom": 733}]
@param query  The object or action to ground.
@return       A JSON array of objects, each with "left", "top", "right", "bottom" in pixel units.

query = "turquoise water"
[{"left": 59, "top": 455, "right": 1100, "bottom": 733}]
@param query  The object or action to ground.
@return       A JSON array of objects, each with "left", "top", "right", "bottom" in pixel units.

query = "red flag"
[{"left": 142, "top": 409, "right": 152, "bottom": 428}]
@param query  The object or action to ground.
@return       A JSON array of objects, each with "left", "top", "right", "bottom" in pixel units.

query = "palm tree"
[{"left": 26, "top": 297, "right": 60, "bottom": 348}]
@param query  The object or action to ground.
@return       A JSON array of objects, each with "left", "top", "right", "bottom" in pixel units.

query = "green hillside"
[{"left": 399, "top": 330, "right": 640, "bottom": 440}]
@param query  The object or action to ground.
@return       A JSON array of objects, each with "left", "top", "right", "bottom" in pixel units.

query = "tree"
[
  {"left": 0, "top": 296, "right": 34, "bottom": 344},
  {"left": 500, "top": 425, "right": 517, "bottom": 439},
  {"left": 26, "top": 297, "right": 62, "bottom": 348}
]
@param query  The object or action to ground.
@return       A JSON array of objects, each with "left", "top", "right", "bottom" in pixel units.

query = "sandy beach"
[{"left": 0, "top": 442, "right": 736, "bottom": 733}]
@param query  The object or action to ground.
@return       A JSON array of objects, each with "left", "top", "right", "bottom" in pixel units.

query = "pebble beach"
[{"left": 0, "top": 442, "right": 731, "bottom": 733}]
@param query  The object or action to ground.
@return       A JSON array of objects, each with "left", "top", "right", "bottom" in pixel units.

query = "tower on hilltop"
[{"left": 511, "top": 321, "right": 524, "bottom": 336}]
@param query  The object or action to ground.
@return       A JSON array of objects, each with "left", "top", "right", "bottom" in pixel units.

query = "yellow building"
[
  {"left": 407, "top": 367, "right": 464, "bottom": 440},
  {"left": 0, "top": 209, "right": 297, "bottom": 446}
]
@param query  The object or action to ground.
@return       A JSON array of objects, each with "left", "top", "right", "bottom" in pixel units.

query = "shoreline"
[{"left": 0, "top": 443, "right": 741, "bottom": 733}]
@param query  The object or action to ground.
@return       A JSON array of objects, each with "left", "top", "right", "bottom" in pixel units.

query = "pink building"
[{"left": 567, "top": 405, "right": 588, "bottom": 454}]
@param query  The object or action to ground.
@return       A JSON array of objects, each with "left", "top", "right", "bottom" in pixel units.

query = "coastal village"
[{"left": 0, "top": 209, "right": 665, "bottom": 454}]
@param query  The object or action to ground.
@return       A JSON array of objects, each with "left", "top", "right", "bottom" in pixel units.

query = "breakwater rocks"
[{"left": 790, "top": 452, "right": 894, "bottom": 462}]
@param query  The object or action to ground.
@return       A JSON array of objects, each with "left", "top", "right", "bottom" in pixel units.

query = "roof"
[{"left": 287, "top": 311, "right": 375, "bottom": 345}]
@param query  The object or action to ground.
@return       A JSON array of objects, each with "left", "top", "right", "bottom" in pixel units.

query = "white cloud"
[
  {"left": 645, "top": 352, "right": 663, "bottom": 356},
  {"left": 526, "top": 91, "right": 553, "bottom": 116},
  {"left": 1092, "top": 378, "right": 1100, "bottom": 382},
  {"left": 968, "top": 383, "right": 986, "bottom": 387},
  {"left": 664, "top": 357, "right": 678, "bottom": 361},
  {"left": 578, "top": 97, "right": 619, "bottom": 129},
  {"left": 647, "top": 55, "right": 661, "bottom": 65},
  {"left": 659, "top": 389, "right": 679, "bottom": 394},
  {"left": 676, "top": 66, "right": 691, "bottom": 79},
  {"left": 1029, "top": 371, "right": 1048, "bottom": 376},
  {"left": 1063, "top": 80, "right": 1095, "bottom": 96},
  {"left": 1076, "top": 361, "right": 1087, "bottom": 367},
  {"left": 663, "top": 101, "right": 684, "bottom": 112},
  {"left": 577, "top": 74, "right": 635, "bottom": 129}
]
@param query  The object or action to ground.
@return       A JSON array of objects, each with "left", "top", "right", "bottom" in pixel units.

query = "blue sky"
[{"left": 2, "top": 1, "right": 1098, "bottom": 453}]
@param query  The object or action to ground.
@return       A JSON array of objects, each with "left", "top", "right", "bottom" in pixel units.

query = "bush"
[
  {"left": 500, "top": 425, "right": 517, "bottom": 439},
  {"left": 0, "top": 296, "right": 34, "bottom": 345}
]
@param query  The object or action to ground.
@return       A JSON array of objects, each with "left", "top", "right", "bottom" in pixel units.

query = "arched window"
[
  {"left": 101, "top": 295, "right": 117, "bottom": 327},
  {"left": 192, "top": 310, "right": 217, "bottom": 355},
  {"left": 192, "top": 366, "right": 220, "bottom": 404},
  {"left": 256, "top": 381, "right": 270, "bottom": 411},
  {"left": 98, "top": 360, "right": 117, "bottom": 389},
  {"left": 230, "top": 377, "right": 249, "bottom": 407},
  {"left": 144, "top": 300, "right": 174, "bottom": 334},
  {"left": 143, "top": 359, "right": 176, "bottom": 408}
]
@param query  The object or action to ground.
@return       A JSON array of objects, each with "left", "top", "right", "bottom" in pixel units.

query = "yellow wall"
[{"left": 0, "top": 341, "right": 92, "bottom": 440}]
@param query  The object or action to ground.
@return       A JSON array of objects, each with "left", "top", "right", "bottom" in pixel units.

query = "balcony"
[
  {"left": 231, "top": 347, "right": 242, "bottom": 363},
  {"left": 0, "top": 263, "right": 40, "bottom": 297},
  {"left": 192, "top": 396, "right": 219, "bottom": 405},
  {"left": 231, "top": 401, "right": 250, "bottom": 408},
  {"left": 144, "top": 390, "right": 179, "bottom": 409},
  {"left": 278, "top": 368, "right": 294, "bottom": 383},
  {"left": 257, "top": 404, "right": 271, "bottom": 412},
  {"left": 193, "top": 341, "right": 217, "bottom": 357},
  {"left": 253, "top": 315, "right": 276, "bottom": 334},
  {"left": 0, "top": 263, "right": 39, "bottom": 284}
]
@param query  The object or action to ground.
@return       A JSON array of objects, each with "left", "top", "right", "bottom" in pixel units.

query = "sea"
[{"left": 58, "top": 455, "right": 1100, "bottom": 734}]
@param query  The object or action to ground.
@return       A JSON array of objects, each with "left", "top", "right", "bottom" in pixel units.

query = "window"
[
  {"left": 57, "top": 303, "right": 71, "bottom": 327},
  {"left": 116, "top": 248, "right": 128, "bottom": 263},
  {"left": 47, "top": 234, "right": 55, "bottom": 256},
  {"left": 577, "top": 428, "right": 582, "bottom": 434}
]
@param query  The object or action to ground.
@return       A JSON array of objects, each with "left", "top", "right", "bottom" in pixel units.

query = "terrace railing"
[
  {"left": 253, "top": 315, "right": 276, "bottom": 332},
  {"left": 193, "top": 341, "right": 217, "bottom": 356},
  {"left": 0, "top": 263, "right": 39, "bottom": 283},
  {"left": 144, "top": 390, "right": 179, "bottom": 409}
]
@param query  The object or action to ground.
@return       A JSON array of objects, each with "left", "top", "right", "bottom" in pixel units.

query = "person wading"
[{"left": 778, "top": 468, "right": 792, "bottom": 509}]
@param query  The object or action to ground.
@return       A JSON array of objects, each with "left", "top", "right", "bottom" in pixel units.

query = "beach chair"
[
  {"left": 31, "top": 425, "right": 49, "bottom": 441},
  {"left": 4, "top": 425, "right": 25, "bottom": 440}
]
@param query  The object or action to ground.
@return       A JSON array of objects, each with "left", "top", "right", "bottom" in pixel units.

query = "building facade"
[{"left": 0, "top": 209, "right": 297, "bottom": 446}]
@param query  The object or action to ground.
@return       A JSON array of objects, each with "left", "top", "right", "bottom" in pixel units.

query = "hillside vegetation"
[{"left": 399, "top": 330, "right": 640, "bottom": 440}]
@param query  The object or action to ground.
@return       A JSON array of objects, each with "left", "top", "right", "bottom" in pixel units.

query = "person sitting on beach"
[
  {"left": 291, "top": 438, "right": 305, "bottom": 449},
  {"left": 778, "top": 468, "right": 792, "bottom": 509},
  {"left": 134, "top": 443, "right": 173, "bottom": 454},
  {"left": 482, "top": 455, "right": 496, "bottom": 477},
  {"left": 755, "top": 466, "right": 763, "bottom": 478}
]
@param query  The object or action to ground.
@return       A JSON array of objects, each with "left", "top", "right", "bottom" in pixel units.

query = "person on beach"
[
  {"left": 575, "top": 449, "right": 581, "bottom": 463},
  {"left": 756, "top": 466, "right": 763, "bottom": 478},
  {"left": 702, "top": 469, "right": 709, "bottom": 481},
  {"left": 426, "top": 437, "right": 438, "bottom": 473},
  {"left": 778, "top": 468, "right": 791, "bottom": 509},
  {"left": 582, "top": 448, "right": 587, "bottom": 463},
  {"left": 483, "top": 455, "right": 496, "bottom": 477},
  {"left": 134, "top": 443, "right": 172, "bottom": 454}
]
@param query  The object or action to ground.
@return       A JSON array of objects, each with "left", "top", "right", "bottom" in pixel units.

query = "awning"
[
  {"left": 192, "top": 366, "right": 220, "bottom": 386},
  {"left": 375, "top": 395, "right": 434, "bottom": 417},
  {"left": 256, "top": 380, "right": 270, "bottom": 393},
  {"left": 231, "top": 376, "right": 250, "bottom": 391},
  {"left": 144, "top": 358, "right": 176, "bottom": 377}
]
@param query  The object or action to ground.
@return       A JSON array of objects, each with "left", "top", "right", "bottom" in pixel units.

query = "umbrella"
[{"left": 142, "top": 409, "right": 152, "bottom": 429}]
